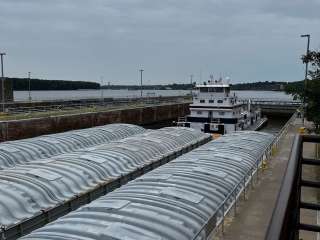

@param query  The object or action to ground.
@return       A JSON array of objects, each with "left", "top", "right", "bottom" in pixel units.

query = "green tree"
[
  {"left": 306, "top": 79, "right": 320, "bottom": 133},
  {"left": 285, "top": 50, "right": 320, "bottom": 133},
  {"left": 303, "top": 51, "right": 320, "bottom": 80}
]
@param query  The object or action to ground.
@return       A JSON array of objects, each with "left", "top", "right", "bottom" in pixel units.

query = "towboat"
[{"left": 175, "top": 77, "right": 267, "bottom": 134}]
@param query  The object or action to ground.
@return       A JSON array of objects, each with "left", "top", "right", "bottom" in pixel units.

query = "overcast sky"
[{"left": 0, "top": 0, "right": 319, "bottom": 84}]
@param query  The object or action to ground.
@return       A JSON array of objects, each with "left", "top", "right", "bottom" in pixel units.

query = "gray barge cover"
[
  {"left": 0, "top": 123, "right": 145, "bottom": 169},
  {"left": 21, "top": 131, "right": 274, "bottom": 240},
  {"left": 0, "top": 127, "right": 210, "bottom": 239}
]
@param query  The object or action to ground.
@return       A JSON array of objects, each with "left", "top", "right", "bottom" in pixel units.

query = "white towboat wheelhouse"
[{"left": 176, "top": 78, "right": 263, "bottom": 135}]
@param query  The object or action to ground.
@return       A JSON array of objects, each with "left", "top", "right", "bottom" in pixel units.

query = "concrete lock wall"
[{"left": 0, "top": 102, "right": 190, "bottom": 141}]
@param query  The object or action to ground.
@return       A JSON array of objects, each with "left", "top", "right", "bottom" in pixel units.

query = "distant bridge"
[{"left": 240, "top": 98, "right": 302, "bottom": 116}]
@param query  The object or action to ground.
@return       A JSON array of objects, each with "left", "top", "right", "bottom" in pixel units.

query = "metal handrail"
[
  {"left": 239, "top": 98, "right": 301, "bottom": 103},
  {"left": 191, "top": 142, "right": 273, "bottom": 239},
  {"left": 265, "top": 135, "right": 302, "bottom": 240},
  {"left": 3, "top": 96, "right": 192, "bottom": 117},
  {"left": 191, "top": 111, "right": 298, "bottom": 239},
  {"left": 238, "top": 99, "right": 301, "bottom": 107},
  {"left": 271, "top": 111, "right": 298, "bottom": 149},
  {"left": 265, "top": 134, "right": 320, "bottom": 240}
]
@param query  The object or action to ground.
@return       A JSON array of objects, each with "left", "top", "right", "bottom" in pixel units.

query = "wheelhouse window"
[
  {"left": 217, "top": 100, "right": 223, "bottom": 103},
  {"left": 208, "top": 87, "right": 223, "bottom": 93},
  {"left": 200, "top": 100, "right": 205, "bottom": 103},
  {"left": 209, "top": 100, "right": 214, "bottom": 103},
  {"left": 200, "top": 87, "right": 208, "bottom": 93}
]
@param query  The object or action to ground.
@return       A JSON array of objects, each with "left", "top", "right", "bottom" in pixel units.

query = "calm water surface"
[
  {"left": 14, "top": 90, "right": 293, "bottom": 101},
  {"left": 260, "top": 117, "right": 290, "bottom": 135}
]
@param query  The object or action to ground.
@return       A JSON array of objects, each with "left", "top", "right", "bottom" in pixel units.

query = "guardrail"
[
  {"left": 271, "top": 111, "right": 298, "bottom": 149},
  {"left": 253, "top": 102, "right": 300, "bottom": 106},
  {"left": 191, "top": 111, "right": 298, "bottom": 239},
  {"left": 4, "top": 96, "right": 192, "bottom": 115},
  {"left": 191, "top": 142, "right": 273, "bottom": 239},
  {"left": 240, "top": 98, "right": 301, "bottom": 102},
  {"left": 239, "top": 98, "right": 301, "bottom": 106},
  {"left": 265, "top": 134, "right": 320, "bottom": 240}
]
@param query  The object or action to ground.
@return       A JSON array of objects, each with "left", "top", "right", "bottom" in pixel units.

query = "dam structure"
[
  {"left": 0, "top": 96, "right": 300, "bottom": 141},
  {"left": 0, "top": 98, "right": 306, "bottom": 240}
]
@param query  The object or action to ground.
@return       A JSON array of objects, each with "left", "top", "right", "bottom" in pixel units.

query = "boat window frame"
[{"left": 199, "top": 87, "right": 208, "bottom": 93}]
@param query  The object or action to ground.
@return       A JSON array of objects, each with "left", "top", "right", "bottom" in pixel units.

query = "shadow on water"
[
  {"left": 259, "top": 115, "right": 291, "bottom": 135},
  {"left": 142, "top": 120, "right": 174, "bottom": 129},
  {"left": 143, "top": 115, "right": 291, "bottom": 135}
]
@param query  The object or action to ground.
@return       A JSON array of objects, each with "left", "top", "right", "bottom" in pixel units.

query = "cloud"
[
  {"left": 260, "top": 0, "right": 320, "bottom": 20},
  {"left": 0, "top": 0, "right": 319, "bottom": 84}
]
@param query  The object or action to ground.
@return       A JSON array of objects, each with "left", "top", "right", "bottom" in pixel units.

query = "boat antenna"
[
  {"left": 219, "top": 73, "right": 222, "bottom": 83},
  {"left": 209, "top": 74, "right": 214, "bottom": 83},
  {"left": 190, "top": 74, "right": 193, "bottom": 96}
]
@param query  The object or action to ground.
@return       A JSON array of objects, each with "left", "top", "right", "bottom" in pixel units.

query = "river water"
[
  {"left": 13, "top": 90, "right": 293, "bottom": 101},
  {"left": 259, "top": 117, "right": 290, "bottom": 135}
]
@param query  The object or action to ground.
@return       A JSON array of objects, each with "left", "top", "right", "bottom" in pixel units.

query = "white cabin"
[{"left": 176, "top": 79, "right": 262, "bottom": 134}]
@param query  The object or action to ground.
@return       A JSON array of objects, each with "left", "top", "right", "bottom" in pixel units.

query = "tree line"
[
  {"left": 101, "top": 83, "right": 193, "bottom": 90},
  {"left": 285, "top": 50, "right": 320, "bottom": 133},
  {"left": 102, "top": 81, "right": 288, "bottom": 91},
  {"left": 7, "top": 77, "right": 310, "bottom": 95},
  {"left": 230, "top": 81, "right": 287, "bottom": 91},
  {"left": 10, "top": 78, "right": 100, "bottom": 90}
]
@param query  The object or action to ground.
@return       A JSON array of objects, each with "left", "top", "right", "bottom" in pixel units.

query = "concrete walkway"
[{"left": 213, "top": 118, "right": 306, "bottom": 240}]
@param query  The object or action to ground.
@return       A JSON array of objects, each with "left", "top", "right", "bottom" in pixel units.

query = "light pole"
[
  {"left": 28, "top": 71, "right": 32, "bottom": 101},
  {"left": 301, "top": 34, "right": 310, "bottom": 126},
  {"left": 100, "top": 76, "right": 104, "bottom": 102},
  {"left": 139, "top": 69, "right": 144, "bottom": 98},
  {"left": 0, "top": 52, "right": 6, "bottom": 112},
  {"left": 190, "top": 74, "right": 193, "bottom": 96}
]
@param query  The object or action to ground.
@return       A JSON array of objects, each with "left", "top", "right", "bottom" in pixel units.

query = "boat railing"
[
  {"left": 210, "top": 119, "right": 220, "bottom": 124},
  {"left": 178, "top": 117, "right": 186, "bottom": 122}
]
